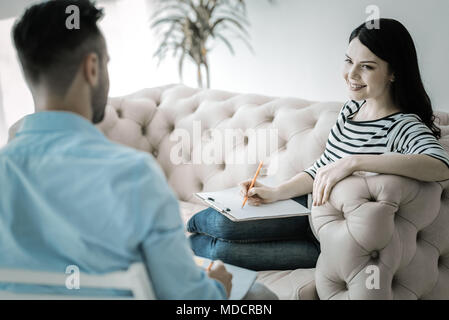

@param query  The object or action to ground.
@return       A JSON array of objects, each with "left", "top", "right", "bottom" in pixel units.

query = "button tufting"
[
  {"left": 370, "top": 251, "right": 379, "bottom": 259},
  {"left": 116, "top": 109, "right": 123, "bottom": 118},
  {"left": 141, "top": 125, "right": 147, "bottom": 135},
  {"left": 152, "top": 150, "right": 158, "bottom": 158},
  {"left": 243, "top": 136, "right": 249, "bottom": 145}
]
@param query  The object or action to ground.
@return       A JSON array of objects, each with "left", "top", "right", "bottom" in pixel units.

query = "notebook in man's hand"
[
  {"left": 194, "top": 256, "right": 257, "bottom": 300},
  {"left": 194, "top": 186, "right": 310, "bottom": 222}
]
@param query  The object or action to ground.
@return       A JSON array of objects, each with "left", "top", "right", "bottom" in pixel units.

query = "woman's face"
[{"left": 342, "top": 37, "right": 394, "bottom": 102}]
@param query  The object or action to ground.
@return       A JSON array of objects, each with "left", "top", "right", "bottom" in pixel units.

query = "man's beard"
[{"left": 91, "top": 76, "right": 108, "bottom": 124}]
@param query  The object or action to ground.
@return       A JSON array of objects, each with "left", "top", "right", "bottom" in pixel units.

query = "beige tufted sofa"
[
  {"left": 9, "top": 84, "right": 449, "bottom": 299},
  {"left": 94, "top": 84, "right": 449, "bottom": 300}
]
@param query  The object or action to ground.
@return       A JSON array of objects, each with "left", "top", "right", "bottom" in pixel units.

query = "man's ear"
[{"left": 83, "top": 53, "right": 100, "bottom": 87}]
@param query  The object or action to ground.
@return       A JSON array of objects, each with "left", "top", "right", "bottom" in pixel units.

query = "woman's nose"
[{"left": 348, "top": 66, "right": 360, "bottom": 80}]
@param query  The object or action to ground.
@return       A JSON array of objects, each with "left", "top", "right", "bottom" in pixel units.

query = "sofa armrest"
[{"left": 311, "top": 173, "right": 447, "bottom": 299}]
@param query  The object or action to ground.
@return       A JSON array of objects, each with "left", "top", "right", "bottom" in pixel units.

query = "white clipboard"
[{"left": 195, "top": 186, "right": 310, "bottom": 222}]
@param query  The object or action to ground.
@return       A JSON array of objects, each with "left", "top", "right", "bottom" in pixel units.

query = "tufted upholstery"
[
  {"left": 311, "top": 114, "right": 449, "bottom": 300},
  {"left": 95, "top": 84, "right": 449, "bottom": 299},
  {"left": 97, "top": 84, "right": 340, "bottom": 204},
  {"left": 9, "top": 84, "right": 447, "bottom": 299}
]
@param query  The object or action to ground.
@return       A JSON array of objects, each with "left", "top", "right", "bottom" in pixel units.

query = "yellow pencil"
[
  {"left": 241, "top": 161, "right": 264, "bottom": 208},
  {"left": 206, "top": 261, "right": 214, "bottom": 272}
]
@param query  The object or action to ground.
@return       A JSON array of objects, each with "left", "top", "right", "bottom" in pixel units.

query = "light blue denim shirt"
[{"left": 0, "top": 111, "right": 226, "bottom": 299}]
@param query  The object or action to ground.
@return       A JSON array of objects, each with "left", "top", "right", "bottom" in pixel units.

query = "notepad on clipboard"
[
  {"left": 195, "top": 186, "right": 311, "bottom": 222},
  {"left": 193, "top": 256, "right": 257, "bottom": 300}
]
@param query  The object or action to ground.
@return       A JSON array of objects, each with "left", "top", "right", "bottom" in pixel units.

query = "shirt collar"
[{"left": 16, "top": 111, "right": 106, "bottom": 139}]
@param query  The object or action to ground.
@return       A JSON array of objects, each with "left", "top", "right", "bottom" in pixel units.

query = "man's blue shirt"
[{"left": 0, "top": 111, "right": 226, "bottom": 299}]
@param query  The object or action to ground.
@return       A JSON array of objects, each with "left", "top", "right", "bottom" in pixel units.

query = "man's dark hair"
[{"left": 12, "top": 0, "right": 104, "bottom": 96}]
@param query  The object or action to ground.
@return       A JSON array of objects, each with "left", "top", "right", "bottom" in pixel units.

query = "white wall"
[
  {"left": 204, "top": 0, "right": 449, "bottom": 111},
  {"left": 0, "top": 0, "right": 448, "bottom": 144},
  {"left": 0, "top": 74, "right": 5, "bottom": 146}
]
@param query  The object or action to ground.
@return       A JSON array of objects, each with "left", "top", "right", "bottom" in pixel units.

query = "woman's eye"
[
  {"left": 344, "top": 58, "right": 352, "bottom": 63},
  {"left": 361, "top": 65, "right": 373, "bottom": 70}
]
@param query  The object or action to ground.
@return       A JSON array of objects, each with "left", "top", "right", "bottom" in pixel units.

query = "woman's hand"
[
  {"left": 239, "top": 180, "right": 279, "bottom": 206},
  {"left": 313, "top": 156, "right": 358, "bottom": 206}
]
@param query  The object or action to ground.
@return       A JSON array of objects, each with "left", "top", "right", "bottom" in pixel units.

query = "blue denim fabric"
[{"left": 187, "top": 195, "right": 320, "bottom": 271}]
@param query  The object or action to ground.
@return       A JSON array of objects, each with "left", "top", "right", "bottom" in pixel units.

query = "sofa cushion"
[{"left": 257, "top": 268, "right": 318, "bottom": 300}]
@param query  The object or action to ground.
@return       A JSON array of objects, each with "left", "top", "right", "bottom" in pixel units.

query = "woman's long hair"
[{"left": 350, "top": 18, "right": 441, "bottom": 139}]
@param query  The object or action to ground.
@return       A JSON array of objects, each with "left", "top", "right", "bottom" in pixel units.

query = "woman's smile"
[{"left": 348, "top": 82, "right": 367, "bottom": 91}]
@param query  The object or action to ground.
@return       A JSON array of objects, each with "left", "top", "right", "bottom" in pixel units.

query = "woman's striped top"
[{"left": 303, "top": 100, "right": 449, "bottom": 180}]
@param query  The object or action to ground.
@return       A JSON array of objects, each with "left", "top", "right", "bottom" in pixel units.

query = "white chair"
[{"left": 0, "top": 263, "right": 155, "bottom": 300}]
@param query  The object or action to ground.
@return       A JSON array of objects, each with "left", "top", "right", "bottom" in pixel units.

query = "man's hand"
[
  {"left": 206, "top": 260, "right": 233, "bottom": 298},
  {"left": 313, "top": 156, "right": 357, "bottom": 206}
]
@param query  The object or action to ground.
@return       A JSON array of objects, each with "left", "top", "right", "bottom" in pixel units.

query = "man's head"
[{"left": 12, "top": 0, "right": 109, "bottom": 124}]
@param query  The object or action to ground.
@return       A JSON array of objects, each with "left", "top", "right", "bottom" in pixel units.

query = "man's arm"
[{"left": 135, "top": 158, "right": 227, "bottom": 300}]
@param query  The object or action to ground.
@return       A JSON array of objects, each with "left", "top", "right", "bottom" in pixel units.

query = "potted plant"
[{"left": 151, "top": 0, "right": 269, "bottom": 88}]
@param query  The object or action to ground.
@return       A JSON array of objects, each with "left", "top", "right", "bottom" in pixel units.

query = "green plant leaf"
[{"left": 215, "top": 34, "right": 235, "bottom": 55}]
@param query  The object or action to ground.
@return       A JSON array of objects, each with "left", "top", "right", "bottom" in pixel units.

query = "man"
[{"left": 0, "top": 0, "right": 234, "bottom": 299}]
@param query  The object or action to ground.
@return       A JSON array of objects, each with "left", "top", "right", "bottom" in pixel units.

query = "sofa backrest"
[
  {"left": 6, "top": 84, "right": 449, "bottom": 202},
  {"left": 97, "top": 84, "right": 345, "bottom": 202}
]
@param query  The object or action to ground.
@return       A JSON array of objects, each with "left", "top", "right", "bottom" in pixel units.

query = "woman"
[{"left": 187, "top": 18, "right": 449, "bottom": 271}]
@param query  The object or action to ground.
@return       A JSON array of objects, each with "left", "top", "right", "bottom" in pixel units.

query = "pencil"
[
  {"left": 241, "top": 160, "right": 264, "bottom": 208},
  {"left": 206, "top": 261, "right": 214, "bottom": 272}
]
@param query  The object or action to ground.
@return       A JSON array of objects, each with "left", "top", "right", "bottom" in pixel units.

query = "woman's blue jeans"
[{"left": 186, "top": 194, "right": 320, "bottom": 271}]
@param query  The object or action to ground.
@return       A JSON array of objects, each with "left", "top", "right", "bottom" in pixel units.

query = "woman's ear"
[
  {"left": 389, "top": 71, "right": 395, "bottom": 83},
  {"left": 83, "top": 52, "right": 99, "bottom": 87}
]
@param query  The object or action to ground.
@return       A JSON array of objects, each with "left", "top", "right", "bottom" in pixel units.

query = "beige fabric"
[
  {"left": 8, "top": 84, "right": 449, "bottom": 299},
  {"left": 98, "top": 85, "right": 449, "bottom": 300},
  {"left": 257, "top": 269, "right": 318, "bottom": 300},
  {"left": 97, "top": 85, "right": 340, "bottom": 202}
]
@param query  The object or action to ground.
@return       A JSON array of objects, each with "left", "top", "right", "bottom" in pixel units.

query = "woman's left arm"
[
  {"left": 313, "top": 153, "right": 449, "bottom": 206},
  {"left": 352, "top": 153, "right": 449, "bottom": 183}
]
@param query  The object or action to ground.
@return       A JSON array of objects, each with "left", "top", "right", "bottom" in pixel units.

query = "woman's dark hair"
[{"left": 350, "top": 18, "right": 441, "bottom": 139}]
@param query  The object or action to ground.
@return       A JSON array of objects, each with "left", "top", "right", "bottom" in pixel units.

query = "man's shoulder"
[
  {"left": 97, "top": 140, "right": 161, "bottom": 173},
  {"left": 6, "top": 117, "right": 26, "bottom": 144}
]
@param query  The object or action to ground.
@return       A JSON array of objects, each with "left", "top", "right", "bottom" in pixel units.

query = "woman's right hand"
[{"left": 238, "top": 180, "right": 279, "bottom": 206}]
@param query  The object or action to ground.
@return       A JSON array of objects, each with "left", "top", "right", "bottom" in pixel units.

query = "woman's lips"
[{"left": 349, "top": 83, "right": 367, "bottom": 91}]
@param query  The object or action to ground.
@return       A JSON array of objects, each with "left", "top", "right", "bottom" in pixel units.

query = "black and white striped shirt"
[{"left": 304, "top": 100, "right": 449, "bottom": 179}]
